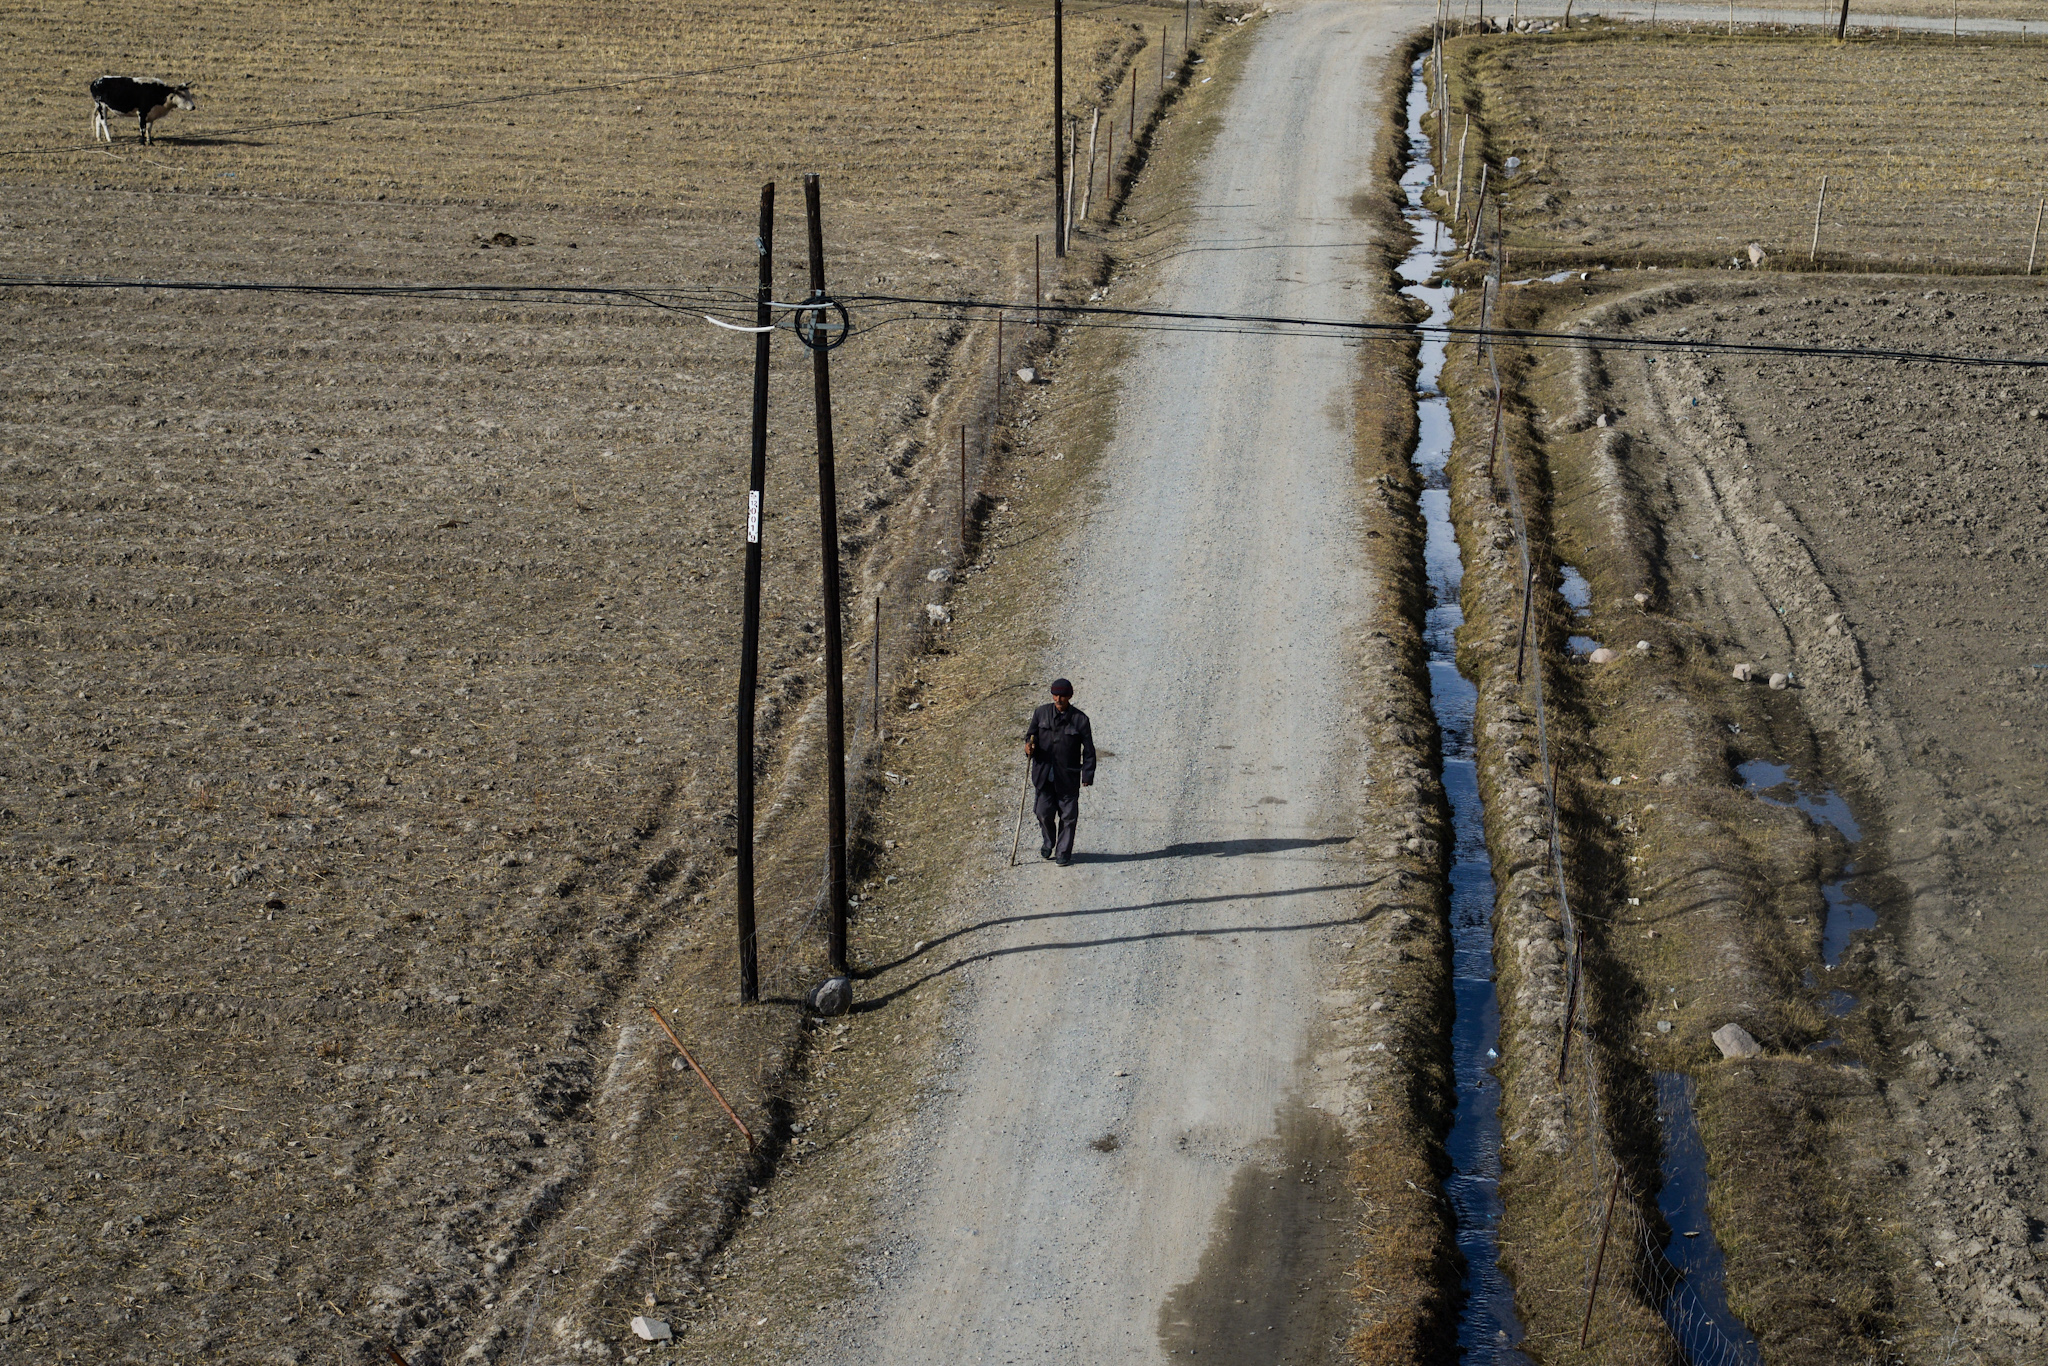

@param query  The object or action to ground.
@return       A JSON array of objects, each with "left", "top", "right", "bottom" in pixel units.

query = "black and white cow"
[{"left": 90, "top": 76, "right": 196, "bottom": 145}]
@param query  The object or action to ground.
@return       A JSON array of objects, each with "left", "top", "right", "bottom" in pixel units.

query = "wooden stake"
[
  {"left": 959, "top": 424, "right": 968, "bottom": 548},
  {"left": 870, "top": 595, "right": 881, "bottom": 740},
  {"left": 1064, "top": 116, "right": 1077, "bottom": 253},
  {"left": 1514, "top": 561, "right": 1536, "bottom": 683},
  {"left": 802, "top": 173, "right": 849, "bottom": 974},
  {"left": 1130, "top": 64, "right": 1137, "bottom": 136},
  {"left": 1080, "top": 106, "right": 1099, "bottom": 223},
  {"left": 1453, "top": 115, "right": 1470, "bottom": 226},
  {"left": 2029, "top": 197, "right": 2045, "bottom": 275},
  {"left": 1161, "top": 24, "right": 1167, "bottom": 88},
  {"left": 1579, "top": 1167, "right": 1624, "bottom": 1348},
  {"left": 1809, "top": 173, "right": 1829, "bottom": 263},
  {"left": 734, "top": 181, "right": 773, "bottom": 1007},
  {"left": 648, "top": 1008, "right": 757, "bottom": 1150}
]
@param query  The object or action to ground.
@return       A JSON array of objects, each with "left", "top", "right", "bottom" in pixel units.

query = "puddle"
[
  {"left": 1736, "top": 760, "right": 1859, "bottom": 843},
  {"left": 1738, "top": 760, "right": 1875, "bottom": 971},
  {"left": 1740, "top": 759, "right": 1876, "bottom": 1058},
  {"left": 1155, "top": 1100, "right": 1362, "bottom": 1364},
  {"left": 1652, "top": 1074, "right": 1764, "bottom": 1365},
  {"left": 1400, "top": 57, "right": 1531, "bottom": 1365},
  {"left": 1558, "top": 565, "right": 1592, "bottom": 617}
]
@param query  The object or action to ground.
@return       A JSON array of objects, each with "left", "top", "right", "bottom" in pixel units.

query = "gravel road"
[{"left": 838, "top": 6, "right": 1413, "bottom": 1361}]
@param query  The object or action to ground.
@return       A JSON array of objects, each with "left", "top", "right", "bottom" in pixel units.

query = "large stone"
[
  {"left": 630, "top": 1316, "right": 673, "bottom": 1342},
  {"left": 807, "top": 975, "right": 853, "bottom": 1018},
  {"left": 1588, "top": 647, "right": 1619, "bottom": 665},
  {"left": 1712, "top": 1023, "right": 1763, "bottom": 1059}
]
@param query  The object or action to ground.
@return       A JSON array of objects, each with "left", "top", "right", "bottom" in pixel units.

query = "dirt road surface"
[{"left": 827, "top": 5, "right": 1416, "bottom": 1361}]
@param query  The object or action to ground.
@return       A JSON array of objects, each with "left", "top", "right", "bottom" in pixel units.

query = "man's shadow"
[{"left": 1077, "top": 834, "right": 1353, "bottom": 863}]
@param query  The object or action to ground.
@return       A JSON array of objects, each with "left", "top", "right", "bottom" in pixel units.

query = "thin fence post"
[
  {"left": 1453, "top": 114, "right": 1470, "bottom": 226},
  {"left": 1129, "top": 63, "right": 1137, "bottom": 136},
  {"left": 1080, "top": 106, "right": 1099, "bottom": 223},
  {"left": 870, "top": 595, "right": 881, "bottom": 740},
  {"left": 2028, "top": 197, "right": 2045, "bottom": 275},
  {"left": 1580, "top": 1167, "right": 1624, "bottom": 1347},
  {"left": 1034, "top": 234, "right": 1041, "bottom": 323},
  {"left": 959, "top": 424, "right": 968, "bottom": 549},
  {"left": 1514, "top": 560, "right": 1536, "bottom": 683},
  {"left": 1809, "top": 174, "right": 1829, "bottom": 263}
]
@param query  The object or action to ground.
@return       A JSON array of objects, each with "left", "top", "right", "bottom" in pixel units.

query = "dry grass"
[{"left": 1438, "top": 30, "right": 2048, "bottom": 271}]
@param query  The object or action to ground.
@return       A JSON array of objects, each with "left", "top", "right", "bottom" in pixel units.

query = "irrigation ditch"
[{"left": 1388, "top": 35, "right": 1925, "bottom": 1364}]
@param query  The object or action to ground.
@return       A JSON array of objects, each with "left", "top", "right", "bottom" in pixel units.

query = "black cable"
[
  {"left": 844, "top": 290, "right": 2048, "bottom": 369},
  {"left": 7, "top": 273, "right": 2038, "bottom": 370}
]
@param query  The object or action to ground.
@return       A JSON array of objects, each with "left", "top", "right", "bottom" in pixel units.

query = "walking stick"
[{"left": 1009, "top": 764, "right": 1033, "bottom": 866}]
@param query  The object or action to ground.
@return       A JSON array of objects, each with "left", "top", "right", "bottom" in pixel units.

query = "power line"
[
  {"left": 6, "top": 273, "right": 2041, "bottom": 370},
  {"left": 848, "top": 290, "right": 2048, "bottom": 369}
]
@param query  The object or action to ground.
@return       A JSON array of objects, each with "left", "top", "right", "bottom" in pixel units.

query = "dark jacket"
[{"left": 1025, "top": 702, "right": 1096, "bottom": 796}]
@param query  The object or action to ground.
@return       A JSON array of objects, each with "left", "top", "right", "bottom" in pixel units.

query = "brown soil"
[
  {"left": 0, "top": 2, "right": 1189, "bottom": 1362},
  {"left": 1438, "top": 29, "right": 2048, "bottom": 272}
]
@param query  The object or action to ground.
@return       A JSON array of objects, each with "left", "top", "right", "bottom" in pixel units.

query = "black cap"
[{"left": 1049, "top": 678, "right": 1073, "bottom": 696}]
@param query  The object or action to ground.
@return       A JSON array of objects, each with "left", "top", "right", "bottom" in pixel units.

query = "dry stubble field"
[
  {"left": 1443, "top": 29, "right": 2048, "bottom": 271},
  {"left": 1436, "top": 25, "right": 2048, "bottom": 1362},
  {"left": 0, "top": 2, "right": 1186, "bottom": 1362}
]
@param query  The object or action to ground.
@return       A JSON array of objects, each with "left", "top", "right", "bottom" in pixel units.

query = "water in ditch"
[
  {"left": 1400, "top": 58, "right": 1530, "bottom": 1365},
  {"left": 1653, "top": 1073, "right": 1764, "bottom": 1364}
]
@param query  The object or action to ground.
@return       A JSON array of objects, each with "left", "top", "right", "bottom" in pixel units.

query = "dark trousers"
[{"left": 1034, "top": 786, "right": 1080, "bottom": 860}]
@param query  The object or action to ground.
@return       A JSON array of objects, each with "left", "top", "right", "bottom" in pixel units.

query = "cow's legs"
[
  {"left": 92, "top": 104, "right": 110, "bottom": 143},
  {"left": 139, "top": 114, "right": 150, "bottom": 145}
]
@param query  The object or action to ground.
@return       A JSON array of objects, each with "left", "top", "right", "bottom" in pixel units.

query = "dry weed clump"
[{"left": 1443, "top": 32, "right": 2048, "bottom": 272}]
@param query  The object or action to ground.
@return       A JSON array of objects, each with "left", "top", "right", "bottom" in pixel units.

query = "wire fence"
[{"left": 1457, "top": 64, "right": 1763, "bottom": 1359}]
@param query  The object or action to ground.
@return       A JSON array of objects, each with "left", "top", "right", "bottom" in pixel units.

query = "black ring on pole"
[{"left": 792, "top": 297, "right": 852, "bottom": 350}]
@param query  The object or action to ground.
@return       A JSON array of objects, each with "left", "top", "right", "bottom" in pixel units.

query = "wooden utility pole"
[
  {"left": 734, "top": 181, "right": 773, "bottom": 1005},
  {"left": 802, "top": 173, "right": 849, "bottom": 974},
  {"left": 1835, "top": 0, "right": 1851, "bottom": 40},
  {"left": 1053, "top": 0, "right": 1066, "bottom": 258}
]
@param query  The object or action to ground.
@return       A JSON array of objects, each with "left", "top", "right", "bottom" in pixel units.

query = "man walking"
[{"left": 1024, "top": 678, "right": 1095, "bottom": 866}]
